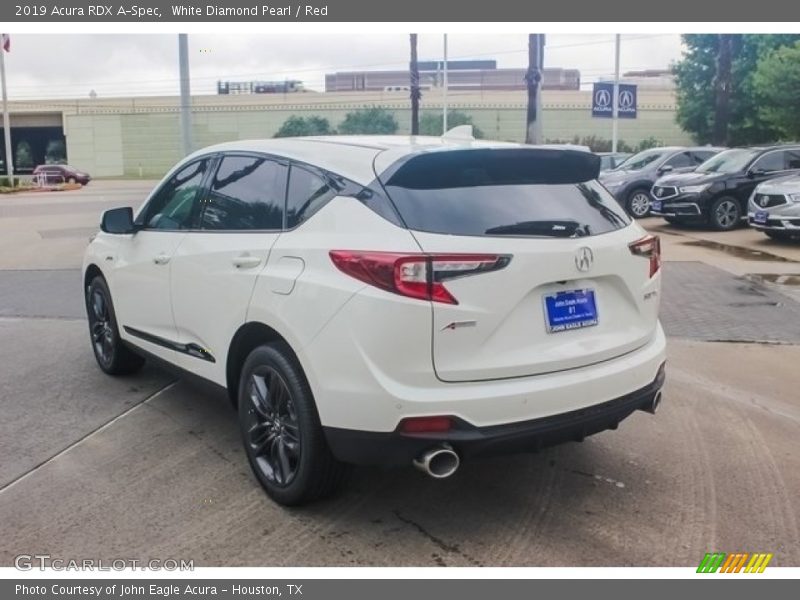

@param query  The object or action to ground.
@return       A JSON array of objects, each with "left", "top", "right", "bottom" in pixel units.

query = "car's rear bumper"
[{"left": 324, "top": 362, "right": 666, "bottom": 466}]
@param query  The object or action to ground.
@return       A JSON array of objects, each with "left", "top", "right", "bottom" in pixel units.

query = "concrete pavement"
[{"left": 0, "top": 182, "right": 799, "bottom": 566}]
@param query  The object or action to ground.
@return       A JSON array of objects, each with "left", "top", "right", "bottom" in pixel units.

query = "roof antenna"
[{"left": 441, "top": 125, "right": 475, "bottom": 142}]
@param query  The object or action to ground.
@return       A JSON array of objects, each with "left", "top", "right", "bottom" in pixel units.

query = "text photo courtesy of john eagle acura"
[
  {"left": 599, "top": 146, "right": 723, "bottom": 218},
  {"left": 83, "top": 134, "right": 666, "bottom": 506},
  {"left": 651, "top": 144, "right": 800, "bottom": 231}
]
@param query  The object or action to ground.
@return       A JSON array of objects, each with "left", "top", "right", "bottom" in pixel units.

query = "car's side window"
[
  {"left": 786, "top": 150, "right": 800, "bottom": 170},
  {"left": 752, "top": 151, "right": 785, "bottom": 173},
  {"left": 140, "top": 159, "right": 209, "bottom": 230},
  {"left": 664, "top": 152, "right": 693, "bottom": 169},
  {"left": 692, "top": 151, "right": 715, "bottom": 164},
  {"left": 286, "top": 165, "right": 338, "bottom": 229},
  {"left": 201, "top": 155, "right": 287, "bottom": 231}
]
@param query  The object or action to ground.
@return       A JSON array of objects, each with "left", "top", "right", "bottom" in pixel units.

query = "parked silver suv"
[{"left": 748, "top": 174, "right": 800, "bottom": 241}]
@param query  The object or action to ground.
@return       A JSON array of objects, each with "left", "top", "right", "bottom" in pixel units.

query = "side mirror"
[
  {"left": 658, "top": 165, "right": 674, "bottom": 175},
  {"left": 101, "top": 207, "right": 136, "bottom": 234}
]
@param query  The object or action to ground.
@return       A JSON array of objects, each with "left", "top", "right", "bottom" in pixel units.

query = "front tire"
[
  {"left": 86, "top": 276, "right": 145, "bottom": 375},
  {"left": 709, "top": 197, "right": 741, "bottom": 231},
  {"left": 626, "top": 188, "right": 652, "bottom": 218},
  {"left": 238, "top": 343, "right": 349, "bottom": 506}
]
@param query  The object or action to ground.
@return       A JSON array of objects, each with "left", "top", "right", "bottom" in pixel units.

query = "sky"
[{"left": 3, "top": 33, "right": 684, "bottom": 100}]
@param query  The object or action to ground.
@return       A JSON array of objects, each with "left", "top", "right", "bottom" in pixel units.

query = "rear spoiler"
[{"left": 382, "top": 147, "right": 602, "bottom": 190}]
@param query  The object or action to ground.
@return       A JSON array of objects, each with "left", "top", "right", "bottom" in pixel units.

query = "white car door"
[
  {"left": 112, "top": 157, "right": 211, "bottom": 364},
  {"left": 169, "top": 153, "right": 289, "bottom": 384}
]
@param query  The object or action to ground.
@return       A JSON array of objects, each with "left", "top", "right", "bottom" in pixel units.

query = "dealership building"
[{"left": 0, "top": 86, "right": 691, "bottom": 179}]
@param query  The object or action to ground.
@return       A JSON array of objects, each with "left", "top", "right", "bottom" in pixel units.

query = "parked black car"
[
  {"left": 597, "top": 152, "right": 632, "bottom": 172},
  {"left": 599, "top": 146, "right": 723, "bottom": 218},
  {"left": 651, "top": 145, "right": 800, "bottom": 231}
]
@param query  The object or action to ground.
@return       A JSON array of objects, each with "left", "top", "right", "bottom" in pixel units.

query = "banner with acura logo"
[{"left": 591, "top": 82, "right": 637, "bottom": 119}]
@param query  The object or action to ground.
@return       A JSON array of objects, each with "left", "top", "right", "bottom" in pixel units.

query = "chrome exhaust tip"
[
  {"left": 413, "top": 444, "right": 460, "bottom": 479},
  {"left": 643, "top": 390, "right": 663, "bottom": 415}
]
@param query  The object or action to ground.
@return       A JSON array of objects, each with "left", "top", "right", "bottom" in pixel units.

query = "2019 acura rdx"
[{"left": 83, "top": 133, "right": 667, "bottom": 505}]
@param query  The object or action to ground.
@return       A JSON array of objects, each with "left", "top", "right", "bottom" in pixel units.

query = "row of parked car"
[{"left": 597, "top": 144, "right": 800, "bottom": 241}]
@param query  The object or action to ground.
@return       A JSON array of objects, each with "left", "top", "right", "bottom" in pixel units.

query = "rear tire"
[
  {"left": 238, "top": 343, "right": 350, "bottom": 506},
  {"left": 86, "top": 276, "right": 145, "bottom": 375},
  {"left": 708, "top": 196, "right": 741, "bottom": 231},
  {"left": 626, "top": 188, "right": 652, "bottom": 218}
]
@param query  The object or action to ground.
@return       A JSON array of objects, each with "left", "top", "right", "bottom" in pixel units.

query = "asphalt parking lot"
[{"left": 1, "top": 181, "right": 799, "bottom": 567}]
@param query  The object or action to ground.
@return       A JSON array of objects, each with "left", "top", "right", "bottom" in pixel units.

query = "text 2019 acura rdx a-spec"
[{"left": 83, "top": 134, "right": 666, "bottom": 505}]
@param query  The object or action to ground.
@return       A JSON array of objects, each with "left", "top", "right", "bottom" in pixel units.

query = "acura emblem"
[
  {"left": 655, "top": 188, "right": 663, "bottom": 197},
  {"left": 575, "top": 247, "right": 594, "bottom": 272},
  {"left": 759, "top": 195, "right": 769, "bottom": 207}
]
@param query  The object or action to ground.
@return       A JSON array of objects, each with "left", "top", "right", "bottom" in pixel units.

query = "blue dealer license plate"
[
  {"left": 544, "top": 289, "right": 599, "bottom": 333},
  {"left": 754, "top": 210, "right": 768, "bottom": 224},
  {"left": 651, "top": 200, "right": 663, "bottom": 212}
]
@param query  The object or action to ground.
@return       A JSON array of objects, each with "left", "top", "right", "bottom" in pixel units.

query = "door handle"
[
  {"left": 153, "top": 253, "right": 171, "bottom": 265},
  {"left": 232, "top": 254, "right": 262, "bottom": 269}
]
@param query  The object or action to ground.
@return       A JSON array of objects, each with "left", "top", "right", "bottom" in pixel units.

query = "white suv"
[{"left": 83, "top": 135, "right": 666, "bottom": 505}]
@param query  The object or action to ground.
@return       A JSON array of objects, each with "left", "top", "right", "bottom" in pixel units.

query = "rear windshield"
[{"left": 380, "top": 149, "right": 630, "bottom": 238}]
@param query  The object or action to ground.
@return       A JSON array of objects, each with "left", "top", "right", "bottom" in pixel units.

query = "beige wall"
[{"left": 54, "top": 89, "right": 692, "bottom": 178}]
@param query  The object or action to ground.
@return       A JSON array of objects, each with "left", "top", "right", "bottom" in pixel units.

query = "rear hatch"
[{"left": 376, "top": 147, "right": 661, "bottom": 382}]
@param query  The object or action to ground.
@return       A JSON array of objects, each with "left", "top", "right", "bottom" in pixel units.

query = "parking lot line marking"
[{"left": 0, "top": 380, "right": 177, "bottom": 496}]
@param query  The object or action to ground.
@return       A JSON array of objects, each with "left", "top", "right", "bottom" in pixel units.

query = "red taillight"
[
  {"left": 629, "top": 235, "right": 661, "bottom": 278},
  {"left": 399, "top": 416, "right": 453, "bottom": 434},
  {"left": 329, "top": 251, "right": 510, "bottom": 304}
]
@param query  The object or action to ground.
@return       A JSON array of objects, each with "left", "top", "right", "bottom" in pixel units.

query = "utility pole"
[
  {"left": 612, "top": 34, "right": 621, "bottom": 153},
  {"left": 178, "top": 33, "right": 193, "bottom": 156},
  {"left": 442, "top": 34, "right": 448, "bottom": 132},
  {"left": 713, "top": 34, "right": 733, "bottom": 146},
  {"left": 410, "top": 33, "right": 420, "bottom": 135},
  {"left": 525, "top": 34, "right": 544, "bottom": 144},
  {"left": 0, "top": 37, "right": 13, "bottom": 180}
]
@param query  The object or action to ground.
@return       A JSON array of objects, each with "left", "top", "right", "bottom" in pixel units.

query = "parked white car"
[{"left": 83, "top": 134, "right": 667, "bottom": 505}]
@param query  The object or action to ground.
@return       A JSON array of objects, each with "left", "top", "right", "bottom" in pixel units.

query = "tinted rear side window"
[
  {"left": 202, "top": 155, "right": 287, "bottom": 230},
  {"left": 380, "top": 149, "right": 629, "bottom": 238},
  {"left": 286, "top": 165, "right": 337, "bottom": 229}
]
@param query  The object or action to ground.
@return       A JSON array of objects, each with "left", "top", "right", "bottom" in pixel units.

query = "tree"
[
  {"left": 419, "top": 110, "right": 484, "bottom": 138},
  {"left": 674, "top": 34, "right": 800, "bottom": 145},
  {"left": 45, "top": 139, "right": 66, "bottom": 163},
  {"left": 409, "top": 34, "right": 421, "bottom": 135},
  {"left": 712, "top": 34, "right": 734, "bottom": 145},
  {"left": 274, "top": 115, "right": 333, "bottom": 138},
  {"left": 753, "top": 42, "right": 800, "bottom": 140},
  {"left": 338, "top": 108, "right": 398, "bottom": 135},
  {"left": 15, "top": 141, "right": 33, "bottom": 170}
]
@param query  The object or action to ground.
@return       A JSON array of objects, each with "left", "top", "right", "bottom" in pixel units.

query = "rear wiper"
[{"left": 485, "top": 220, "right": 591, "bottom": 237}]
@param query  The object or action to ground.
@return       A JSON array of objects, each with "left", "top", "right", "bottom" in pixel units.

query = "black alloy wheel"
[
  {"left": 238, "top": 343, "right": 349, "bottom": 505},
  {"left": 85, "top": 276, "right": 145, "bottom": 375},
  {"left": 242, "top": 367, "right": 302, "bottom": 487}
]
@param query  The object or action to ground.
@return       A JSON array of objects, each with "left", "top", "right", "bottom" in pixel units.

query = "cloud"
[{"left": 3, "top": 33, "right": 682, "bottom": 100}]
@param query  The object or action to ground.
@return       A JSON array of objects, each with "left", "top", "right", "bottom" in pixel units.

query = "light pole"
[
  {"left": 178, "top": 33, "right": 193, "bottom": 156},
  {"left": 612, "top": 34, "right": 620, "bottom": 153}
]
